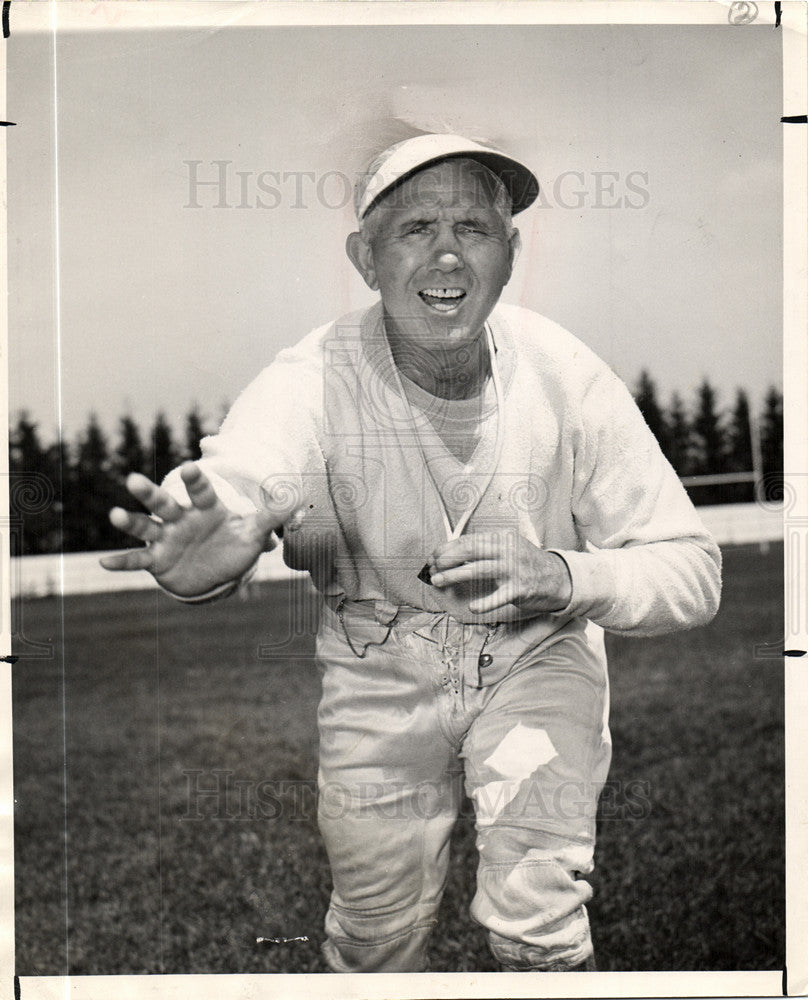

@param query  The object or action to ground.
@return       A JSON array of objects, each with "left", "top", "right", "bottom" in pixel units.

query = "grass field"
[{"left": 12, "top": 543, "right": 784, "bottom": 975}]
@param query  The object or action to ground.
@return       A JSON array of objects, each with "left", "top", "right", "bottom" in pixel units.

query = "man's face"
[{"left": 347, "top": 159, "right": 521, "bottom": 349}]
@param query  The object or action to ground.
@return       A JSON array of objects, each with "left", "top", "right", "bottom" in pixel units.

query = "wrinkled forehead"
[{"left": 373, "top": 157, "right": 506, "bottom": 216}]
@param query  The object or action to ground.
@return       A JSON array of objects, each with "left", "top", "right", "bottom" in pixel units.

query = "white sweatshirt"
[{"left": 164, "top": 301, "right": 721, "bottom": 635}]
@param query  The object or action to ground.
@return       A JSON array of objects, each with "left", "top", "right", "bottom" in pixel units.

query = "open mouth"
[{"left": 418, "top": 287, "right": 467, "bottom": 312}]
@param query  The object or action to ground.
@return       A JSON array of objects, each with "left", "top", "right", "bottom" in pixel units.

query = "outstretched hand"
[
  {"left": 427, "top": 531, "right": 573, "bottom": 616},
  {"left": 100, "top": 463, "right": 296, "bottom": 598}
]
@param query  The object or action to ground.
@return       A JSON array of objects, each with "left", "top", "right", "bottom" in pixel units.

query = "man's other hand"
[{"left": 427, "top": 531, "right": 573, "bottom": 616}]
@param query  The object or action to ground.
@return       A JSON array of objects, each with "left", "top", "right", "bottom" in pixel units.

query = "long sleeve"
[
  {"left": 162, "top": 338, "right": 325, "bottom": 518},
  {"left": 549, "top": 368, "right": 722, "bottom": 636},
  {"left": 156, "top": 333, "right": 328, "bottom": 602}
]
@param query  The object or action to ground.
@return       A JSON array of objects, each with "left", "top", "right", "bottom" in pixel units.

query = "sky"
[{"left": 7, "top": 18, "right": 783, "bottom": 443}]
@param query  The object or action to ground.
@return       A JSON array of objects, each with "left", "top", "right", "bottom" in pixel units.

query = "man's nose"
[
  {"left": 431, "top": 225, "right": 464, "bottom": 271},
  {"left": 435, "top": 250, "right": 462, "bottom": 271}
]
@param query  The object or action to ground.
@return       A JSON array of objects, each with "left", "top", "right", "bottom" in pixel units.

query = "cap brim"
[
  {"left": 357, "top": 136, "right": 540, "bottom": 219},
  {"left": 368, "top": 151, "right": 539, "bottom": 219}
]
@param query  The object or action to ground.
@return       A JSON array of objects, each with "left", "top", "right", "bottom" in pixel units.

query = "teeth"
[{"left": 421, "top": 288, "right": 465, "bottom": 299}]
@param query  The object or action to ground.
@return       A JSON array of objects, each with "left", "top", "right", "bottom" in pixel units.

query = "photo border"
[{"left": 1, "top": 2, "right": 804, "bottom": 998}]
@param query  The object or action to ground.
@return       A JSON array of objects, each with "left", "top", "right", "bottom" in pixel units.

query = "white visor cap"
[{"left": 354, "top": 133, "right": 539, "bottom": 221}]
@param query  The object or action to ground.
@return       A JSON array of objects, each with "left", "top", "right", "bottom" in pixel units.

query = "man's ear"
[
  {"left": 346, "top": 232, "right": 378, "bottom": 291},
  {"left": 507, "top": 228, "right": 522, "bottom": 277}
]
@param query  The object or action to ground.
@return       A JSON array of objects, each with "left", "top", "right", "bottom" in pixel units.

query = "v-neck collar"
[
  {"left": 398, "top": 369, "right": 496, "bottom": 469},
  {"left": 357, "top": 300, "right": 515, "bottom": 480}
]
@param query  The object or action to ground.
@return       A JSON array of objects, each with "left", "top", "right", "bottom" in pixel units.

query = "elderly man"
[{"left": 103, "top": 133, "right": 721, "bottom": 973}]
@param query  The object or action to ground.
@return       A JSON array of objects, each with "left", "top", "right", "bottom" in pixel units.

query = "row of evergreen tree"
[
  {"left": 633, "top": 374, "right": 783, "bottom": 499},
  {"left": 9, "top": 375, "right": 784, "bottom": 555},
  {"left": 9, "top": 406, "right": 211, "bottom": 556}
]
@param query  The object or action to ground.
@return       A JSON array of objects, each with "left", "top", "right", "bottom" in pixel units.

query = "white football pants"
[{"left": 315, "top": 599, "right": 612, "bottom": 972}]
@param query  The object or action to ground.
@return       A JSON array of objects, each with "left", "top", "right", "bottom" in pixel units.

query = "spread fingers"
[
  {"left": 99, "top": 548, "right": 154, "bottom": 572},
  {"left": 125, "top": 473, "right": 184, "bottom": 522},
  {"left": 109, "top": 507, "right": 163, "bottom": 543},
  {"left": 180, "top": 462, "right": 219, "bottom": 510}
]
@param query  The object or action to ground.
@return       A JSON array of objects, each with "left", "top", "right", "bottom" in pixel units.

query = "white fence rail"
[{"left": 11, "top": 502, "right": 783, "bottom": 599}]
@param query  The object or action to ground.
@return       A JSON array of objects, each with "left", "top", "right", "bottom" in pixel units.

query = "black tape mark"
[
  {"left": 781, "top": 115, "right": 808, "bottom": 124},
  {"left": 0, "top": 655, "right": 19, "bottom": 665},
  {"left": 0, "top": 121, "right": 16, "bottom": 127},
  {"left": 14, "top": 974, "right": 20, "bottom": 1000},
  {"left": 783, "top": 649, "right": 807, "bottom": 657},
  {"left": 774, "top": 2, "right": 781, "bottom": 27},
  {"left": 2, "top": 2, "right": 9, "bottom": 39},
  {"left": 782, "top": 965, "right": 787, "bottom": 996}
]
